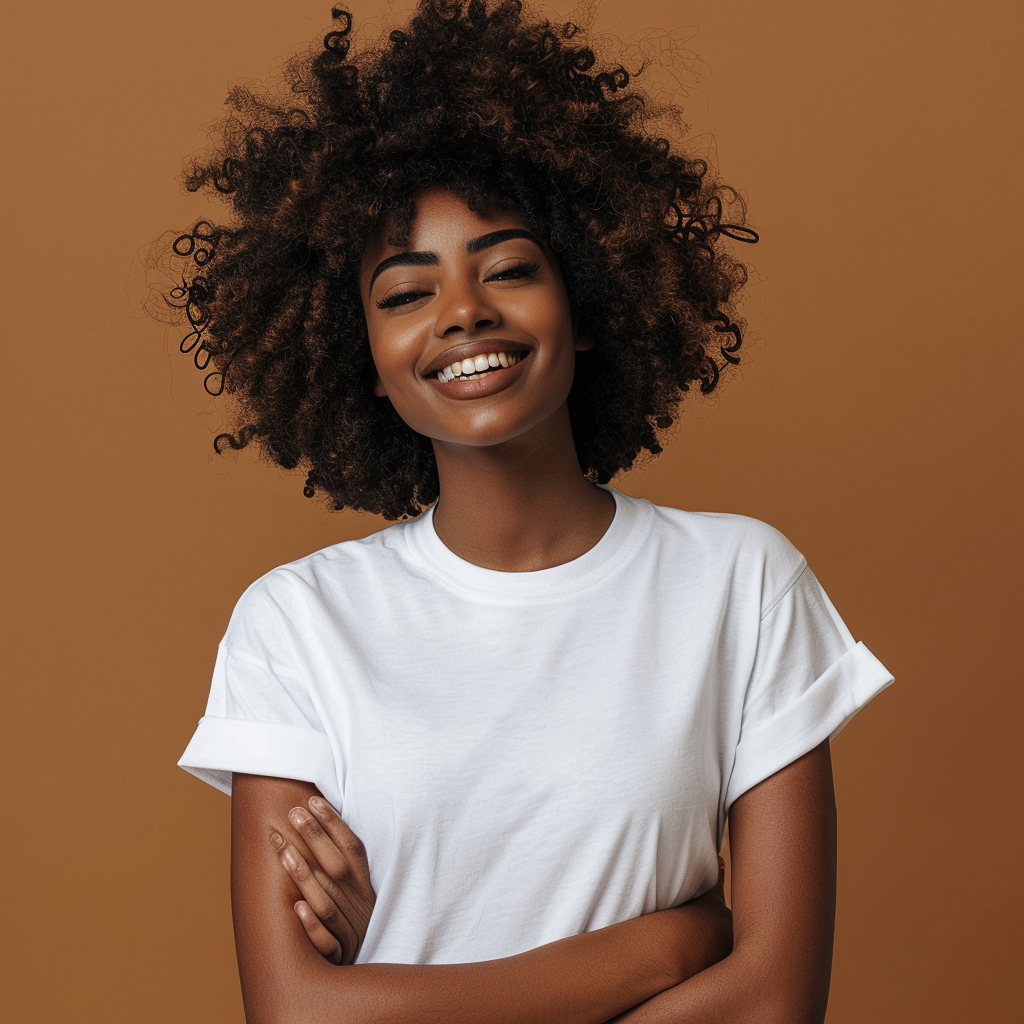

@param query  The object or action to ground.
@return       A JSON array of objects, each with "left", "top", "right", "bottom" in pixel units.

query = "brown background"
[{"left": 2, "top": 0, "right": 1020, "bottom": 1020}]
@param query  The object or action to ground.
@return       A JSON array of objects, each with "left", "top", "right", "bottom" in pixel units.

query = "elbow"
[
  {"left": 238, "top": 958, "right": 347, "bottom": 1024},
  {"left": 759, "top": 1001, "right": 828, "bottom": 1024},
  {"left": 746, "top": 979, "right": 829, "bottom": 1024},
  {"left": 724, "top": 942, "right": 830, "bottom": 1024},
  {"left": 240, "top": 960, "right": 386, "bottom": 1024},
  {"left": 237, "top": 977, "right": 294, "bottom": 1024},
  {"left": 241, "top": 992, "right": 319, "bottom": 1024}
]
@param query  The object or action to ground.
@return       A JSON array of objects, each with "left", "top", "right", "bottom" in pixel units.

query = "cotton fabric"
[{"left": 179, "top": 486, "right": 893, "bottom": 964}]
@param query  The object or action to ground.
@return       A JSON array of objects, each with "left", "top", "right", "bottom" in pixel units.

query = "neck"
[{"left": 430, "top": 408, "right": 615, "bottom": 572}]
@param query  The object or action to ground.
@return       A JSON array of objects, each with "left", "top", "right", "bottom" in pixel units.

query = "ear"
[
  {"left": 573, "top": 333, "right": 595, "bottom": 352},
  {"left": 373, "top": 377, "right": 388, "bottom": 397}
]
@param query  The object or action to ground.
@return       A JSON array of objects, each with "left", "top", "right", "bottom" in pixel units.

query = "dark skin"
[
  {"left": 231, "top": 188, "right": 838, "bottom": 1024},
  {"left": 234, "top": 774, "right": 736, "bottom": 1024},
  {"left": 365, "top": 187, "right": 613, "bottom": 571}
]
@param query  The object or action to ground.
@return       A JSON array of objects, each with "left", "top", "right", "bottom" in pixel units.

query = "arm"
[
  {"left": 607, "top": 740, "right": 837, "bottom": 1024},
  {"left": 231, "top": 773, "right": 732, "bottom": 1024}
]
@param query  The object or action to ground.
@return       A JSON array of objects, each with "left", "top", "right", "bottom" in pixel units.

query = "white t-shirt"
[{"left": 179, "top": 486, "right": 893, "bottom": 965}]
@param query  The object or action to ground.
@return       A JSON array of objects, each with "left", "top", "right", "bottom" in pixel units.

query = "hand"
[{"left": 270, "top": 795, "right": 376, "bottom": 965}]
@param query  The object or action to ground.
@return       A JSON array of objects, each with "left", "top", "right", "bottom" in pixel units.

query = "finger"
[
  {"left": 277, "top": 842, "right": 361, "bottom": 951},
  {"left": 294, "top": 900, "right": 344, "bottom": 964},
  {"left": 287, "top": 806, "right": 355, "bottom": 882},
  {"left": 288, "top": 802, "right": 372, "bottom": 894},
  {"left": 317, "top": 870, "right": 377, "bottom": 938},
  {"left": 307, "top": 797, "right": 372, "bottom": 884}
]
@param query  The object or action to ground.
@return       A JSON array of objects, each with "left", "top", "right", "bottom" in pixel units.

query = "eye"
[
  {"left": 485, "top": 260, "right": 541, "bottom": 283},
  {"left": 376, "top": 288, "right": 431, "bottom": 310}
]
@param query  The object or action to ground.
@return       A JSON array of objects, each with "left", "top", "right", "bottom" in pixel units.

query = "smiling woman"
[
  {"left": 363, "top": 190, "right": 589, "bottom": 453},
  {"left": 158, "top": 0, "right": 754, "bottom": 521},
  {"left": 167, "top": 3, "right": 893, "bottom": 1023}
]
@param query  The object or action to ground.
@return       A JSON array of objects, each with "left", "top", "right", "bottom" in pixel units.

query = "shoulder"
[
  {"left": 227, "top": 517, "right": 420, "bottom": 626},
  {"left": 636, "top": 495, "right": 809, "bottom": 611}
]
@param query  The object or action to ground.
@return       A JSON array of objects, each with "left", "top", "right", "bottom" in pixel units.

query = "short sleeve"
[
  {"left": 724, "top": 564, "right": 894, "bottom": 810},
  {"left": 177, "top": 579, "right": 337, "bottom": 800}
]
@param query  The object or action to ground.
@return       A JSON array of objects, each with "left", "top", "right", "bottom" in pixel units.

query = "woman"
[{"left": 173, "top": 3, "right": 893, "bottom": 1021}]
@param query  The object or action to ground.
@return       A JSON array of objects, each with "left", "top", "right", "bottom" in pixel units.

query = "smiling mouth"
[{"left": 435, "top": 351, "right": 523, "bottom": 382}]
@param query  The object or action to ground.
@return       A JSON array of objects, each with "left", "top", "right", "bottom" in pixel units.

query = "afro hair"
[{"left": 159, "top": 0, "right": 757, "bottom": 519}]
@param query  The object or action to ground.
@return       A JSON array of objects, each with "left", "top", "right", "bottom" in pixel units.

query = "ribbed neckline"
[{"left": 401, "top": 485, "right": 651, "bottom": 602}]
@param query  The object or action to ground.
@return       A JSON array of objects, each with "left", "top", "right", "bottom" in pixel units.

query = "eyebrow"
[
  {"left": 368, "top": 229, "right": 544, "bottom": 290},
  {"left": 467, "top": 228, "right": 542, "bottom": 254},
  {"left": 368, "top": 251, "right": 438, "bottom": 290}
]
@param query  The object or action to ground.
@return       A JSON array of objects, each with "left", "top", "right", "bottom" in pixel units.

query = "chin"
[{"left": 433, "top": 408, "right": 573, "bottom": 455}]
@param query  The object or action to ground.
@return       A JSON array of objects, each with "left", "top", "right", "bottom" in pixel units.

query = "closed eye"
[
  {"left": 375, "top": 261, "right": 542, "bottom": 308},
  {"left": 485, "top": 261, "right": 541, "bottom": 282},
  {"left": 376, "top": 289, "right": 431, "bottom": 310}
]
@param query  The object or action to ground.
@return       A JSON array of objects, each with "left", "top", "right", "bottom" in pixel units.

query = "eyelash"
[
  {"left": 375, "top": 261, "right": 541, "bottom": 310},
  {"left": 489, "top": 260, "right": 540, "bottom": 281},
  {"left": 376, "top": 290, "right": 429, "bottom": 310}
]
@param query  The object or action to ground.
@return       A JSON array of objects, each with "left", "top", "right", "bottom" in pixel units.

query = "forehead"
[{"left": 361, "top": 187, "right": 530, "bottom": 268}]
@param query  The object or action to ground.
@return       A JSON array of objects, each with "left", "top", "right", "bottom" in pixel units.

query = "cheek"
[
  {"left": 541, "top": 298, "right": 579, "bottom": 366},
  {"left": 510, "top": 290, "right": 574, "bottom": 343},
  {"left": 367, "top": 338, "right": 390, "bottom": 395},
  {"left": 366, "top": 323, "right": 415, "bottom": 395}
]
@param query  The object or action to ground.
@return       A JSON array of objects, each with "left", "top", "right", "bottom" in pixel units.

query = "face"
[{"left": 360, "top": 187, "right": 591, "bottom": 451}]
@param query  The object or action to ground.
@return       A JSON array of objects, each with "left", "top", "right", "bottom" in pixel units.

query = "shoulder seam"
[{"left": 760, "top": 560, "right": 810, "bottom": 621}]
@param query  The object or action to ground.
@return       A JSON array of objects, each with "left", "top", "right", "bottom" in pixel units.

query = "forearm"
[
  {"left": 606, "top": 940, "right": 826, "bottom": 1024},
  {"left": 239, "top": 902, "right": 728, "bottom": 1024},
  {"left": 607, "top": 743, "right": 839, "bottom": 1024},
  {"left": 232, "top": 775, "right": 730, "bottom": 1024}
]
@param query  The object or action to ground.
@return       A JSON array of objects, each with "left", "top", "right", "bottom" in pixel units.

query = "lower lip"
[{"left": 426, "top": 354, "right": 530, "bottom": 400}]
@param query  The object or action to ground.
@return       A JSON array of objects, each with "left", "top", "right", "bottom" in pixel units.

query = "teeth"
[{"left": 436, "top": 351, "right": 521, "bottom": 382}]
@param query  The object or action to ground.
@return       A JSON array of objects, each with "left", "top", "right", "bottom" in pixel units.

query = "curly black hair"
[{"left": 159, "top": 0, "right": 756, "bottom": 520}]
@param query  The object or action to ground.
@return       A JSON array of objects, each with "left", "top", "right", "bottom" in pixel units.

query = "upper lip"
[{"left": 421, "top": 339, "right": 532, "bottom": 378}]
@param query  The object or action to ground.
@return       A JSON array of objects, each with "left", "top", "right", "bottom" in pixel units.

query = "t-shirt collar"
[{"left": 401, "top": 484, "right": 650, "bottom": 601}]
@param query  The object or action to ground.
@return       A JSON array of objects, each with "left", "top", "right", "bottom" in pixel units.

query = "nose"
[{"left": 435, "top": 281, "right": 500, "bottom": 337}]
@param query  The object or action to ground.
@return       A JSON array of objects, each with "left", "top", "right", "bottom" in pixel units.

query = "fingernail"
[
  {"left": 309, "top": 796, "right": 327, "bottom": 813},
  {"left": 289, "top": 808, "right": 309, "bottom": 825},
  {"left": 269, "top": 831, "right": 284, "bottom": 849}
]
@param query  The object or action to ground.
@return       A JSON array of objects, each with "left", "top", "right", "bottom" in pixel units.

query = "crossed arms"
[{"left": 230, "top": 740, "right": 836, "bottom": 1024}]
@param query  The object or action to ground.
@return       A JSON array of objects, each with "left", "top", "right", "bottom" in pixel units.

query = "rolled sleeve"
[
  {"left": 178, "top": 716, "right": 337, "bottom": 799},
  {"left": 725, "top": 641, "right": 893, "bottom": 810},
  {"left": 178, "top": 578, "right": 340, "bottom": 806},
  {"left": 724, "top": 564, "right": 894, "bottom": 811}
]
